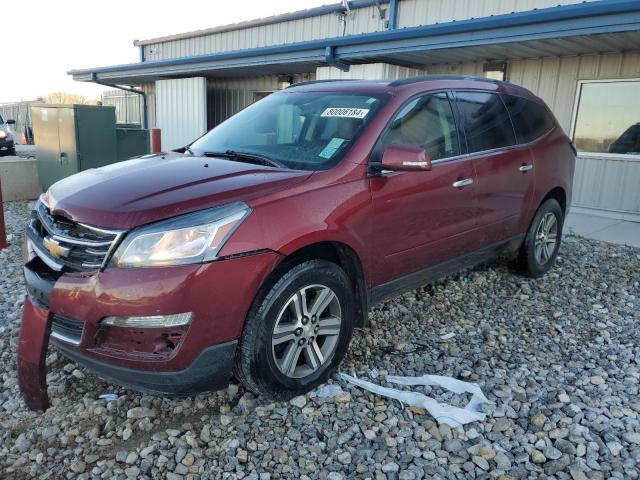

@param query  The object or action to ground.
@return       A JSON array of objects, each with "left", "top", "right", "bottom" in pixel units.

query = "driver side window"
[{"left": 382, "top": 92, "right": 460, "bottom": 161}]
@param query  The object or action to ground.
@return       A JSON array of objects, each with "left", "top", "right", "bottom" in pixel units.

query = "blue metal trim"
[
  {"left": 388, "top": 0, "right": 398, "bottom": 30},
  {"left": 69, "top": 0, "right": 640, "bottom": 79},
  {"left": 324, "top": 46, "right": 350, "bottom": 72}
]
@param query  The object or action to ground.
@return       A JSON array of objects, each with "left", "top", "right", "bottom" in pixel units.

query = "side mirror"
[
  {"left": 380, "top": 144, "right": 432, "bottom": 171},
  {"left": 6, "top": 119, "right": 15, "bottom": 125}
]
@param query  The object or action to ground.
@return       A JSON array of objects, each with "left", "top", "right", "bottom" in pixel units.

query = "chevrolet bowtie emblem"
[{"left": 43, "top": 237, "right": 70, "bottom": 258}]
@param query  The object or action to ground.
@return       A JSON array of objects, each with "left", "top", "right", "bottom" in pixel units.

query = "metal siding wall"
[
  {"left": 141, "top": 0, "right": 600, "bottom": 61},
  {"left": 396, "top": 0, "right": 591, "bottom": 27},
  {"left": 206, "top": 74, "right": 313, "bottom": 128},
  {"left": 316, "top": 63, "right": 426, "bottom": 80},
  {"left": 144, "top": 6, "right": 386, "bottom": 61},
  {"left": 101, "top": 90, "right": 143, "bottom": 124},
  {"left": 155, "top": 77, "right": 207, "bottom": 150}
]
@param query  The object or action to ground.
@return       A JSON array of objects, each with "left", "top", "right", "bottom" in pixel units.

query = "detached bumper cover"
[{"left": 17, "top": 299, "right": 51, "bottom": 411}]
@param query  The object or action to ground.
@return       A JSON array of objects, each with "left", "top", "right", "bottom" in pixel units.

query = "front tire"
[
  {"left": 234, "top": 260, "right": 355, "bottom": 400},
  {"left": 513, "top": 198, "right": 563, "bottom": 278}
]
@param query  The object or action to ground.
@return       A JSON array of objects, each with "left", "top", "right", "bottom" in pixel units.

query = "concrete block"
[{"left": 0, "top": 157, "right": 42, "bottom": 201}]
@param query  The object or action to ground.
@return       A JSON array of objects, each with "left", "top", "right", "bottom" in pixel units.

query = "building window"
[
  {"left": 483, "top": 62, "right": 507, "bottom": 81},
  {"left": 573, "top": 80, "right": 640, "bottom": 156}
]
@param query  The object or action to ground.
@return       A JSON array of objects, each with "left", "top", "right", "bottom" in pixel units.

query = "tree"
[{"left": 43, "top": 92, "right": 99, "bottom": 105}]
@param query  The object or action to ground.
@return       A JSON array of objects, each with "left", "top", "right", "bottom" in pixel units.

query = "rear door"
[
  {"left": 370, "top": 91, "right": 480, "bottom": 286},
  {"left": 453, "top": 91, "right": 535, "bottom": 245}
]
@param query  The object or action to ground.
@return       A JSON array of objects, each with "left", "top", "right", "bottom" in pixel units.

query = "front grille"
[
  {"left": 51, "top": 314, "right": 85, "bottom": 345},
  {"left": 27, "top": 199, "right": 124, "bottom": 272}
]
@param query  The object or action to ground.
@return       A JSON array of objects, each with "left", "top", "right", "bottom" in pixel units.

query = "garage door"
[{"left": 155, "top": 77, "right": 207, "bottom": 150}]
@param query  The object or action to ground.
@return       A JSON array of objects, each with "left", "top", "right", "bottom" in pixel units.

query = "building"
[{"left": 70, "top": 0, "right": 640, "bottom": 220}]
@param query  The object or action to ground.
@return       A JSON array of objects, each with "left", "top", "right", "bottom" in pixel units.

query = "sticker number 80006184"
[{"left": 321, "top": 108, "right": 370, "bottom": 119}]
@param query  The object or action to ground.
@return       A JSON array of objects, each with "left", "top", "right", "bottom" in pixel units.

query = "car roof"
[{"left": 285, "top": 75, "right": 536, "bottom": 100}]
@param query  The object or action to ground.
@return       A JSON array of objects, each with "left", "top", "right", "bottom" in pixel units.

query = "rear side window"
[
  {"left": 381, "top": 92, "right": 460, "bottom": 161},
  {"left": 504, "top": 95, "right": 555, "bottom": 143},
  {"left": 454, "top": 91, "right": 516, "bottom": 153}
]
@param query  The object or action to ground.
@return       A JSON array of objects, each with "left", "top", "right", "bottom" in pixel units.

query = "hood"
[{"left": 47, "top": 153, "right": 312, "bottom": 229}]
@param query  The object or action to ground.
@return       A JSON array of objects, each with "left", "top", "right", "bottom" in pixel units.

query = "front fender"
[{"left": 221, "top": 179, "right": 373, "bottom": 286}]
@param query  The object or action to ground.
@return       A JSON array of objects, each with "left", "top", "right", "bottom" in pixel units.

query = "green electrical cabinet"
[
  {"left": 32, "top": 104, "right": 119, "bottom": 189},
  {"left": 116, "top": 127, "right": 150, "bottom": 161}
]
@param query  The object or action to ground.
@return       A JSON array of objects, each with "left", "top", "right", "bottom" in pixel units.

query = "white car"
[{"left": 0, "top": 113, "right": 16, "bottom": 156}]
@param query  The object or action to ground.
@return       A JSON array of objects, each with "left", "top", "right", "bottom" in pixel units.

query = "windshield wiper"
[{"left": 202, "top": 150, "right": 286, "bottom": 168}]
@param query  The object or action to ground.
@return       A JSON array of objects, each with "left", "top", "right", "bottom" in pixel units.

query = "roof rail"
[
  {"left": 286, "top": 79, "right": 356, "bottom": 88},
  {"left": 389, "top": 74, "right": 527, "bottom": 92}
]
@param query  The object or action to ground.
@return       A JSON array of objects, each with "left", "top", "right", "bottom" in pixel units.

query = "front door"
[
  {"left": 370, "top": 92, "right": 479, "bottom": 287},
  {"left": 453, "top": 91, "right": 535, "bottom": 245}
]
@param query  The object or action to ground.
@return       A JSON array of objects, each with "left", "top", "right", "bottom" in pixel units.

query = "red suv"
[{"left": 18, "top": 76, "right": 575, "bottom": 410}]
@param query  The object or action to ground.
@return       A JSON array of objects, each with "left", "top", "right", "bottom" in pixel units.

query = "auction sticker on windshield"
[
  {"left": 321, "top": 107, "right": 370, "bottom": 119},
  {"left": 319, "top": 137, "right": 346, "bottom": 159}
]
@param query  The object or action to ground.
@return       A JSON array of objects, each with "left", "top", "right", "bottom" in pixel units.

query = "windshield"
[
  {"left": 190, "top": 91, "right": 387, "bottom": 171},
  {"left": 0, "top": 114, "right": 4, "bottom": 125}
]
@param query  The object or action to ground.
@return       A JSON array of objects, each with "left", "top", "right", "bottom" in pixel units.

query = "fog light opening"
[{"left": 153, "top": 334, "right": 176, "bottom": 355}]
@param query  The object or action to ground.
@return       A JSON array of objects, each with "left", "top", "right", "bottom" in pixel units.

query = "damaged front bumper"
[{"left": 17, "top": 249, "right": 282, "bottom": 411}]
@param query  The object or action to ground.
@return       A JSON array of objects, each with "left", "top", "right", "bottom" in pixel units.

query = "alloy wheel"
[
  {"left": 271, "top": 284, "right": 342, "bottom": 379},
  {"left": 534, "top": 212, "right": 558, "bottom": 265}
]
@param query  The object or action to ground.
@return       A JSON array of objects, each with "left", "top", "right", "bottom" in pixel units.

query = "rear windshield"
[{"left": 190, "top": 91, "right": 388, "bottom": 171}]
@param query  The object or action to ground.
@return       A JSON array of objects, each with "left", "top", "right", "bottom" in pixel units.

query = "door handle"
[
  {"left": 452, "top": 178, "right": 473, "bottom": 189},
  {"left": 519, "top": 163, "right": 533, "bottom": 172}
]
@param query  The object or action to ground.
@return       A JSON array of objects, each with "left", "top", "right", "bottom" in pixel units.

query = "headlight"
[
  {"left": 0, "top": 131, "right": 6, "bottom": 139},
  {"left": 112, "top": 203, "right": 250, "bottom": 268}
]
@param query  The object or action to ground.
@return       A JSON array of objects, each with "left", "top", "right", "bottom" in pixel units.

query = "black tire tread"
[
  {"left": 233, "top": 259, "right": 353, "bottom": 400},
  {"left": 513, "top": 198, "right": 563, "bottom": 278}
]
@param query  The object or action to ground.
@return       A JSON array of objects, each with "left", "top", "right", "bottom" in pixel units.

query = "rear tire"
[
  {"left": 234, "top": 259, "right": 354, "bottom": 400},
  {"left": 513, "top": 198, "right": 563, "bottom": 278}
]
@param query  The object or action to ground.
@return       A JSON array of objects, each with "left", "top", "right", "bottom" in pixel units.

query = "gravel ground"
[{"left": 1, "top": 200, "right": 639, "bottom": 480}]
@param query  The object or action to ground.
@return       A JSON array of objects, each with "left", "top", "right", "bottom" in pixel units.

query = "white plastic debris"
[
  {"left": 315, "top": 384, "right": 343, "bottom": 399},
  {"left": 340, "top": 373, "right": 489, "bottom": 427},
  {"left": 369, "top": 368, "right": 379, "bottom": 379},
  {"left": 98, "top": 393, "right": 118, "bottom": 402},
  {"left": 439, "top": 332, "right": 456, "bottom": 340}
]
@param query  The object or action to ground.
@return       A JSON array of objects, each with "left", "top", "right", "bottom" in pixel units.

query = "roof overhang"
[{"left": 70, "top": 0, "right": 640, "bottom": 85}]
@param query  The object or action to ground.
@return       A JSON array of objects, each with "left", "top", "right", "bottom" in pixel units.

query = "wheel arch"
[
  {"left": 264, "top": 241, "right": 369, "bottom": 328},
  {"left": 540, "top": 186, "right": 567, "bottom": 217}
]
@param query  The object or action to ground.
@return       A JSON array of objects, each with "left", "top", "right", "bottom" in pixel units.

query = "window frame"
[
  {"left": 369, "top": 90, "right": 465, "bottom": 171},
  {"left": 570, "top": 78, "right": 640, "bottom": 161},
  {"left": 450, "top": 89, "right": 519, "bottom": 156}
]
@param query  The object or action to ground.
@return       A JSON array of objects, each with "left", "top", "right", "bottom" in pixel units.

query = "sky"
[{"left": 0, "top": 0, "right": 325, "bottom": 103}]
